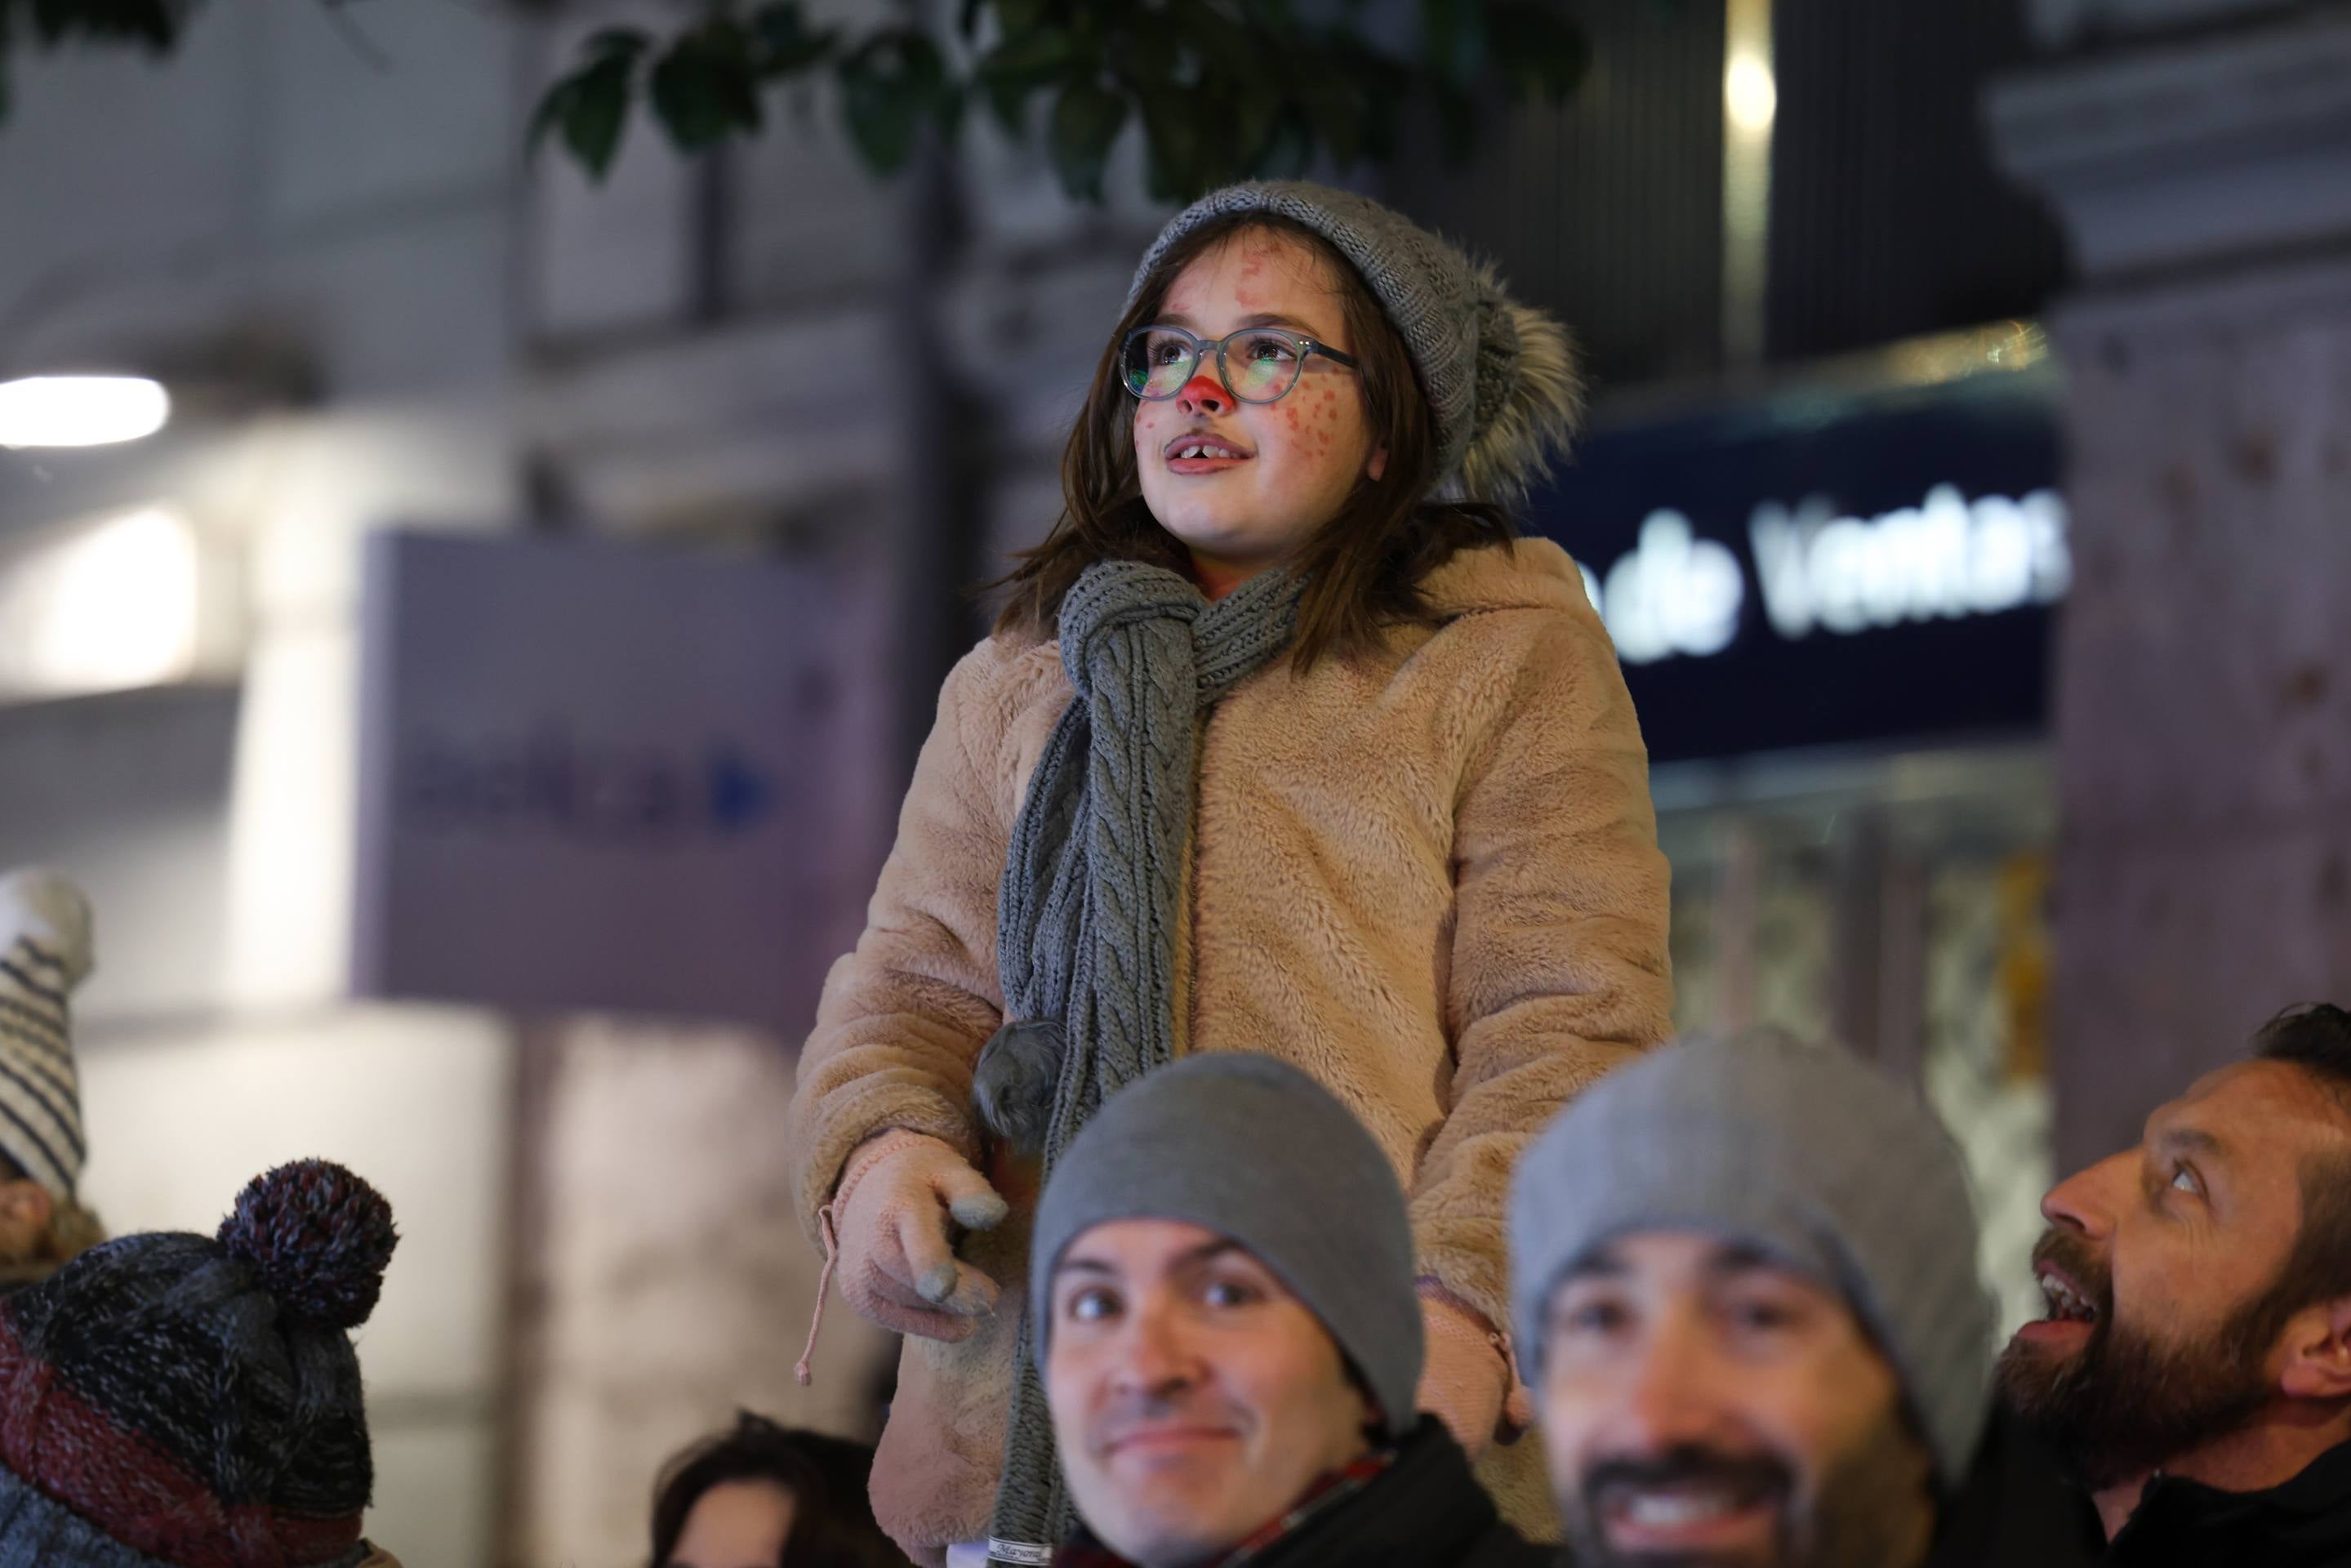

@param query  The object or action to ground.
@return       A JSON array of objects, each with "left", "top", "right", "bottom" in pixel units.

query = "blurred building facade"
[
  {"left": 1986, "top": 0, "right": 2351, "bottom": 1171},
  {"left": 2, "top": 1, "right": 2347, "bottom": 1565}
]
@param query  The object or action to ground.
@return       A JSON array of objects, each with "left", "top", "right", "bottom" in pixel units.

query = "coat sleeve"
[
  {"left": 1409, "top": 605, "right": 1674, "bottom": 1332},
  {"left": 786, "top": 639, "right": 1029, "bottom": 1242}
]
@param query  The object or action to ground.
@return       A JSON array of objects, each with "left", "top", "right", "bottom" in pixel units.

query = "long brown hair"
[{"left": 992, "top": 213, "right": 1512, "bottom": 671}]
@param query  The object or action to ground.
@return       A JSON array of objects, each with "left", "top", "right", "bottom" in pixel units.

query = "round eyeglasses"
[{"left": 1120, "top": 325, "right": 1361, "bottom": 405}]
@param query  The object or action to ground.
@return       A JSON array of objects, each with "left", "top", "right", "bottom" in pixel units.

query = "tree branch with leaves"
[
  {"left": 0, "top": 0, "right": 1593, "bottom": 206},
  {"left": 532, "top": 0, "right": 1592, "bottom": 203}
]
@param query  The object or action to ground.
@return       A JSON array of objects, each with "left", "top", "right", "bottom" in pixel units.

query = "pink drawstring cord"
[{"left": 795, "top": 1202, "right": 840, "bottom": 1387}]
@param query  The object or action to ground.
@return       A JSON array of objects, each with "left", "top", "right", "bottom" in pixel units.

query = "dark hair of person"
[
  {"left": 991, "top": 211, "right": 1514, "bottom": 673},
  {"left": 647, "top": 1411, "right": 906, "bottom": 1568},
  {"left": 2244, "top": 1004, "right": 2351, "bottom": 1340}
]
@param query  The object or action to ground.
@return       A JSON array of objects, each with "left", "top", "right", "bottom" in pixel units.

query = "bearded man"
[{"left": 2001, "top": 1003, "right": 2351, "bottom": 1565}]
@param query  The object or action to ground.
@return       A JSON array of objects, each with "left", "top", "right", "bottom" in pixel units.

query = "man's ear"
[{"left": 2278, "top": 1296, "right": 2351, "bottom": 1401}]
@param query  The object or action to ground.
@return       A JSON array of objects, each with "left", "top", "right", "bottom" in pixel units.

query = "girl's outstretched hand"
[{"left": 831, "top": 1129, "right": 1009, "bottom": 1342}]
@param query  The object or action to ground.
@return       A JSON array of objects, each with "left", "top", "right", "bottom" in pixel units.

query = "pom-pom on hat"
[
  {"left": 1127, "top": 180, "right": 1585, "bottom": 501},
  {"left": 0, "top": 1159, "right": 399, "bottom": 1568}
]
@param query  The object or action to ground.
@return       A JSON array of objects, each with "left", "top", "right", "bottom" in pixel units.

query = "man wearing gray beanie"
[
  {"left": 1026, "top": 1053, "right": 1549, "bottom": 1568},
  {"left": 1509, "top": 1030, "right": 2098, "bottom": 1568}
]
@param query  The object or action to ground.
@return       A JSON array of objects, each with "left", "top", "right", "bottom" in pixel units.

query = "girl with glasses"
[{"left": 787, "top": 183, "right": 1672, "bottom": 1568}]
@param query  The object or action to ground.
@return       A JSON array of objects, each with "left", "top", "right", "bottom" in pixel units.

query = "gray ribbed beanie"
[
  {"left": 1128, "top": 181, "right": 1583, "bottom": 498},
  {"left": 1508, "top": 1031, "right": 1994, "bottom": 1487},
  {"left": 1030, "top": 1053, "right": 1423, "bottom": 1440}
]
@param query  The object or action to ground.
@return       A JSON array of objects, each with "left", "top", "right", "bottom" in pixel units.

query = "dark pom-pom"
[
  {"left": 973, "top": 1018, "right": 1066, "bottom": 1154},
  {"left": 217, "top": 1159, "right": 399, "bottom": 1330}
]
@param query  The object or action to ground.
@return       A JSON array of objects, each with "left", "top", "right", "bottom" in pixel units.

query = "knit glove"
[
  {"left": 830, "top": 1129, "right": 1009, "bottom": 1342},
  {"left": 0, "top": 869, "right": 94, "bottom": 988},
  {"left": 1414, "top": 1283, "right": 1534, "bottom": 1459}
]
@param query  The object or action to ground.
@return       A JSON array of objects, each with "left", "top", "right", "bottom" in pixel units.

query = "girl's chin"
[{"left": 1154, "top": 519, "right": 1287, "bottom": 563}]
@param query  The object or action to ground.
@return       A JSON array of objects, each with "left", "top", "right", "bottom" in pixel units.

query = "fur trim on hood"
[{"left": 1460, "top": 264, "right": 1586, "bottom": 504}]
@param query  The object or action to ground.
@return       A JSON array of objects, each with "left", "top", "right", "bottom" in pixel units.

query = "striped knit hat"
[
  {"left": 0, "top": 1160, "right": 399, "bottom": 1568},
  {"left": 0, "top": 870, "right": 91, "bottom": 1202}
]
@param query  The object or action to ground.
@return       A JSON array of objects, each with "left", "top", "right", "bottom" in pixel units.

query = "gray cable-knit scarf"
[{"left": 970, "top": 559, "right": 1303, "bottom": 1564}]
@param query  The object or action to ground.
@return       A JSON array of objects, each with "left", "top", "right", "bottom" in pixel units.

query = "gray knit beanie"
[
  {"left": 1509, "top": 1031, "right": 1995, "bottom": 1487},
  {"left": 1128, "top": 180, "right": 1583, "bottom": 498},
  {"left": 1030, "top": 1053, "right": 1423, "bottom": 1440}
]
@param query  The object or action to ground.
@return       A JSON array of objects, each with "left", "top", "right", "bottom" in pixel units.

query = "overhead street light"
[{"left": 0, "top": 375, "right": 171, "bottom": 448}]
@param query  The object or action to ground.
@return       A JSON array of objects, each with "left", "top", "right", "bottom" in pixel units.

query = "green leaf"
[
  {"left": 29, "top": 0, "right": 174, "bottom": 49},
  {"left": 1485, "top": 1, "right": 1588, "bottom": 101},
  {"left": 1226, "top": 76, "right": 1278, "bottom": 169},
  {"left": 959, "top": 0, "right": 984, "bottom": 39},
  {"left": 750, "top": 2, "right": 835, "bottom": 77},
  {"left": 890, "top": 29, "right": 950, "bottom": 107},
  {"left": 984, "top": 76, "right": 1031, "bottom": 137},
  {"left": 1252, "top": 108, "right": 1313, "bottom": 179},
  {"left": 975, "top": 23, "right": 1073, "bottom": 141},
  {"left": 837, "top": 32, "right": 949, "bottom": 176},
  {"left": 650, "top": 24, "right": 763, "bottom": 152},
  {"left": 839, "top": 60, "right": 917, "bottom": 173},
  {"left": 534, "top": 50, "right": 637, "bottom": 180},
  {"left": 975, "top": 23, "right": 1073, "bottom": 86},
  {"left": 1133, "top": 78, "right": 1204, "bottom": 203},
  {"left": 1182, "top": 4, "right": 1259, "bottom": 78},
  {"left": 531, "top": 28, "right": 648, "bottom": 176},
  {"left": 933, "top": 78, "right": 968, "bottom": 143},
  {"left": 995, "top": 0, "right": 1049, "bottom": 33},
  {"left": 1329, "top": 38, "right": 1407, "bottom": 162},
  {"left": 1418, "top": 0, "right": 1485, "bottom": 90},
  {"left": 1047, "top": 77, "right": 1125, "bottom": 202},
  {"left": 1298, "top": 77, "right": 1365, "bottom": 170}
]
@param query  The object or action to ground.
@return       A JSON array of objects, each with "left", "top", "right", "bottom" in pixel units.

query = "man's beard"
[
  {"left": 1560, "top": 1405, "right": 1934, "bottom": 1568},
  {"left": 1998, "top": 1227, "right": 2280, "bottom": 1491}
]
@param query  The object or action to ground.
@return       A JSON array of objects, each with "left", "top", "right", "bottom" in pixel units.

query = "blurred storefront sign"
[
  {"left": 0, "top": 506, "right": 240, "bottom": 705},
  {"left": 1529, "top": 370, "right": 2063, "bottom": 762},
  {"left": 352, "top": 531, "right": 892, "bottom": 1031}
]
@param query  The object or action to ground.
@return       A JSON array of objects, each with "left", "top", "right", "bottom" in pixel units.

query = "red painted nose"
[{"left": 1176, "top": 374, "right": 1230, "bottom": 415}]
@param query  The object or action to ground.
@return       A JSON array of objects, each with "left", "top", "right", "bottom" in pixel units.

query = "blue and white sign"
[
  {"left": 352, "top": 530, "right": 894, "bottom": 1030},
  {"left": 1586, "top": 482, "right": 2070, "bottom": 664},
  {"left": 1526, "top": 374, "right": 2064, "bottom": 761}
]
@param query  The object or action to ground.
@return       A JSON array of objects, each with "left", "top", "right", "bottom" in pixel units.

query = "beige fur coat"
[{"left": 787, "top": 537, "right": 1673, "bottom": 1559}]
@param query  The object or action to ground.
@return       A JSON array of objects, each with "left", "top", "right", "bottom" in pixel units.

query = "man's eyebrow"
[
  {"left": 1053, "top": 1255, "right": 1118, "bottom": 1280},
  {"left": 1180, "top": 1238, "right": 1251, "bottom": 1266},
  {"left": 1703, "top": 1240, "right": 1788, "bottom": 1278},
  {"left": 2153, "top": 1126, "right": 2228, "bottom": 1161},
  {"left": 1561, "top": 1246, "right": 1628, "bottom": 1282}
]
